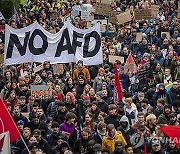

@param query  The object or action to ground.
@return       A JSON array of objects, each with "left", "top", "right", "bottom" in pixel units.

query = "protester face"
[
  {"left": 172, "top": 82, "right": 179, "bottom": 89},
  {"left": 66, "top": 95, "right": 72, "bottom": 104},
  {"left": 69, "top": 118, "right": 76, "bottom": 125},
  {"left": 164, "top": 107, "right": 171, "bottom": 114},
  {"left": 37, "top": 108, "right": 44, "bottom": 117},
  {"left": 23, "top": 129, "right": 31, "bottom": 139},
  {"left": 29, "top": 136, "right": 37, "bottom": 145},
  {"left": 82, "top": 131, "right": 89, "bottom": 140},
  {"left": 138, "top": 116, "right": 144, "bottom": 123},
  {"left": 33, "top": 117, "right": 40, "bottom": 125},
  {"left": 14, "top": 106, "right": 21, "bottom": 116},
  {"left": 108, "top": 128, "right": 115, "bottom": 138},
  {"left": 164, "top": 69, "right": 170, "bottom": 76},
  {"left": 170, "top": 116, "right": 177, "bottom": 124},
  {"left": 98, "top": 114, "right": 104, "bottom": 122},
  {"left": 169, "top": 140, "right": 176, "bottom": 149},
  {"left": 126, "top": 147, "right": 134, "bottom": 154},
  {"left": 152, "top": 144, "right": 161, "bottom": 152},
  {"left": 91, "top": 104, "right": 97, "bottom": 111},
  {"left": 102, "top": 90, "right": 108, "bottom": 97},
  {"left": 52, "top": 126, "right": 59, "bottom": 133},
  {"left": 85, "top": 114, "right": 92, "bottom": 123}
]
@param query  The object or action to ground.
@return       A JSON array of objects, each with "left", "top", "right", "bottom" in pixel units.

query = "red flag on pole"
[
  {"left": 0, "top": 98, "right": 21, "bottom": 143},
  {"left": 114, "top": 64, "right": 123, "bottom": 103},
  {"left": 125, "top": 52, "right": 138, "bottom": 73},
  {"left": 160, "top": 126, "right": 180, "bottom": 148}
]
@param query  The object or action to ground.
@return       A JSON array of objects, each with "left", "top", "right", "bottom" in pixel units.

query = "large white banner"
[{"left": 4, "top": 21, "right": 103, "bottom": 65}]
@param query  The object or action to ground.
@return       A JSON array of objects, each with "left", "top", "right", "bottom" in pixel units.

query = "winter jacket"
[
  {"left": 102, "top": 131, "right": 127, "bottom": 152},
  {"left": 152, "top": 90, "right": 172, "bottom": 104},
  {"left": 105, "top": 114, "right": 122, "bottom": 129},
  {"left": 117, "top": 116, "right": 136, "bottom": 144},
  {"left": 73, "top": 66, "right": 90, "bottom": 80},
  {"left": 59, "top": 121, "right": 75, "bottom": 135}
]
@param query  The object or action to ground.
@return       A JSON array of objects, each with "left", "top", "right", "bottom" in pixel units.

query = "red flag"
[
  {"left": 0, "top": 98, "right": 21, "bottom": 143},
  {"left": 114, "top": 64, "right": 123, "bottom": 102},
  {"left": 125, "top": 52, "right": 138, "bottom": 73},
  {"left": 144, "top": 144, "right": 147, "bottom": 154},
  {"left": 160, "top": 126, "right": 180, "bottom": 148}
]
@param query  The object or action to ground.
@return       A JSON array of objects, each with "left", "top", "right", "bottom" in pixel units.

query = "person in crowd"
[
  {"left": 32, "top": 129, "right": 50, "bottom": 154},
  {"left": 102, "top": 124, "right": 127, "bottom": 152},
  {"left": 59, "top": 112, "right": 77, "bottom": 137},
  {"left": 104, "top": 104, "right": 122, "bottom": 129}
]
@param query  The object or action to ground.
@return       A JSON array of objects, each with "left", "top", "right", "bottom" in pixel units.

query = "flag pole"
[{"left": 20, "top": 135, "right": 31, "bottom": 154}]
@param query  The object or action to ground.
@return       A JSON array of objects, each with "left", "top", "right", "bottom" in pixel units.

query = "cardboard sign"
[
  {"left": 53, "top": 64, "right": 64, "bottom": 75},
  {"left": 0, "top": 54, "right": 4, "bottom": 64},
  {"left": 101, "top": 0, "right": 111, "bottom": 4},
  {"left": 109, "top": 12, "right": 118, "bottom": 24},
  {"left": 94, "top": 2, "right": 112, "bottom": 16},
  {"left": 136, "top": 32, "right": 143, "bottom": 42},
  {"left": 134, "top": 9, "right": 152, "bottom": 20},
  {"left": 116, "top": 11, "right": 131, "bottom": 25},
  {"left": 33, "top": 64, "right": 44, "bottom": 73},
  {"left": 71, "top": 7, "right": 80, "bottom": 19},
  {"left": 31, "top": 85, "right": 52, "bottom": 100},
  {"left": 151, "top": 5, "right": 159, "bottom": 18},
  {"left": 124, "top": 64, "right": 134, "bottom": 74},
  {"left": 81, "top": 11, "right": 89, "bottom": 20},
  {"left": 109, "top": 55, "right": 124, "bottom": 64},
  {"left": 161, "top": 32, "right": 171, "bottom": 40}
]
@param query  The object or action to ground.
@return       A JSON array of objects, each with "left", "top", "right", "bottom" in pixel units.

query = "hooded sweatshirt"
[{"left": 117, "top": 116, "right": 135, "bottom": 144}]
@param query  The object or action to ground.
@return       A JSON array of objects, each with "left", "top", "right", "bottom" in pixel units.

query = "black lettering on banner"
[
  {"left": 29, "top": 29, "right": 48, "bottom": 55},
  {"left": 72, "top": 31, "right": 83, "bottom": 52},
  {"left": 55, "top": 28, "right": 73, "bottom": 57},
  {"left": 6, "top": 32, "right": 30, "bottom": 59},
  {"left": 83, "top": 31, "right": 101, "bottom": 58}
]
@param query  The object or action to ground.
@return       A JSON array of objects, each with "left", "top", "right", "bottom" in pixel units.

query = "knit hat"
[
  {"left": 103, "top": 64, "right": 110, "bottom": 69},
  {"left": 52, "top": 122, "right": 59, "bottom": 128},
  {"left": 54, "top": 93, "right": 62, "bottom": 101},
  {"left": 83, "top": 96, "right": 91, "bottom": 106},
  {"left": 17, "top": 120, "right": 24, "bottom": 126},
  {"left": 96, "top": 91, "right": 103, "bottom": 98}
]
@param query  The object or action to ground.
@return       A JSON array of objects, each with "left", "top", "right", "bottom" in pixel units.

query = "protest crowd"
[{"left": 0, "top": 0, "right": 180, "bottom": 154}]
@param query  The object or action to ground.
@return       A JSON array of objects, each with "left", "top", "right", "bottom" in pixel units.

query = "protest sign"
[
  {"left": 109, "top": 55, "right": 124, "bottom": 64},
  {"left": 134, "top": 9, "right": 152, "bottom": 20},
  {"left": 101, "top": 0, "right": 111, "bottom": 4},
  {"left": 151, "top": 5, "right": 159, "bottom": 18},
  {"left": 71, "top": 6, "right": 81, "bottom": 19},
  {"left": 109, "top": 12, "right": 118, "bottom": 24},
  {"left": 94, "top": 2, "right": 112, "bottom": 16},
  {"left": 116, "top": 11, "right": 131, "bottom": 25},
  {"left": 53, "top": 64, "right": 64, "bottom": 75},
  {"left": 136, "top": 32, "right": 143, "bottom": 42},
  {"left": 31, "top": 85, "right": 52, "bottom": 100},
  {"left": 161, "top": 32, "right": 171, "bottom": 40},
  {"left": 33, "top": 64, "right": 44, "bottom": 73}
]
